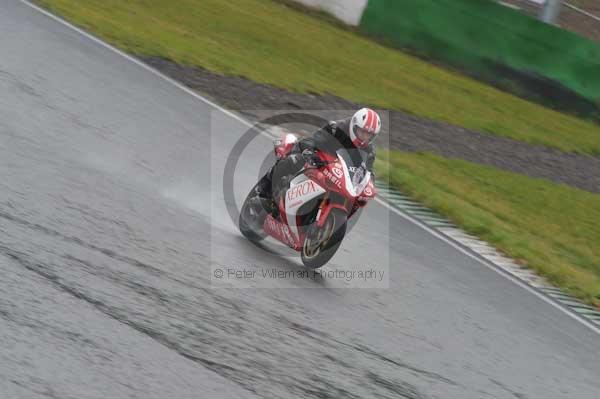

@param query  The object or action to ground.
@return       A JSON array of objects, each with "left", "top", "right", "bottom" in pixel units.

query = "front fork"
[{"left": 316, "top": 193, "right": 349, "bottom": 227}]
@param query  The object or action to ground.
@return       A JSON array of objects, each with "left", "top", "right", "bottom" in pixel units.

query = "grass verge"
[
  {"left": 36, "top": 0, "right": 600, "bottom": 154},
  {"left": 376, "top": 151, "right": 600, "bottom": 307}
]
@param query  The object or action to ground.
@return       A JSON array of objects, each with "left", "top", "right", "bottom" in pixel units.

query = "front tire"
[{"left": 301, "top": 209, "right": 347, "bottom": 269}]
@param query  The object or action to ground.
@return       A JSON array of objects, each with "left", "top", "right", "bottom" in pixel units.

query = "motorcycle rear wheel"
[{"left": 239, "top": 184, "right": 268, "bottom": 242}]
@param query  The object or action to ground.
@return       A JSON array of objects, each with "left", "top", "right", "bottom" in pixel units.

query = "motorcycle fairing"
[{"left": 284, "top": 174, "right": 326, "bottom": 241}]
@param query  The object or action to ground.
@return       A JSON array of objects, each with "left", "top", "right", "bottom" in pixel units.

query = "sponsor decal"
[
  {"left": 265, "top": 216, "right": 296, "bottom": 248},
  {"left": 348, "top": 162, "right": 366, "bottom": 174},
  {"left": 265, "top": 216, "right": 279, "bottom": 232},
  {"left": 281, "top": 224, "right": 295, "bottom": 246},
  {"left": 289, "top": 200, "right": 303, "bottom": 208},
  {"left": 332, "top": 167, "right": 343, "bottom": 178},
  {"left": 287, "top": 180, "right": 318, "bottom": 201},
  {"left": 323, "top": 168, "right": 342, "bottom": 189}
]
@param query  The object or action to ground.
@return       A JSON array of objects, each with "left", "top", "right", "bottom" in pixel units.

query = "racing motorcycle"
[{"left": 239, "top": 133, "right": 377, "bottom": 268}]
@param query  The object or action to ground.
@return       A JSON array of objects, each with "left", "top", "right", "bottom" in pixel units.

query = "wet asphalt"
[{"left": 1, "top": 1, "right": 599, "bottom": 398}]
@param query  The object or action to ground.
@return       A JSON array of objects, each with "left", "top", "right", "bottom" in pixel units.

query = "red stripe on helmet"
[
  {"left": 368, "top": 109, "right": 377, "bottom": 132},
  {"left": 372, "top": 110, "right": 378, "bottom": 131},
  {"left": 373, "top": 110, "right": 379, "bottom": 131},
  {"left": 363, "top": 109, "right": 371, "bottom": 132}
]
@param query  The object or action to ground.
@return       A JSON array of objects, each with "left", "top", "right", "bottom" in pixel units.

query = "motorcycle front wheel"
[{"left": 301, "top": 208, "right": 347, "bottom": 269}]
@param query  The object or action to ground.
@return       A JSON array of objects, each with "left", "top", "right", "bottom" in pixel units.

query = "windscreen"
[{"left": 336, "top": 148, "right": 368, "bottom": 187}]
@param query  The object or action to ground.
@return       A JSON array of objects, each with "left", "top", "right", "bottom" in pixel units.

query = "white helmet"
[{"left": 349, "top": 108, "right": 381, "bottom": 148}]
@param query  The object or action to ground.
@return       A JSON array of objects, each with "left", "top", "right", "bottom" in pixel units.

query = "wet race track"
[{"left": 1, "top": 1, "right": 600, "bottom": 398}]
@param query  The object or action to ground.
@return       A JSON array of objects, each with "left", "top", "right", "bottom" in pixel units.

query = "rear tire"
[
  {"left": 301, "top": 209, "right": 347, "bottom": 269},
  {"left": 239, "top": 185, "right": 268, "bottom": 242}
]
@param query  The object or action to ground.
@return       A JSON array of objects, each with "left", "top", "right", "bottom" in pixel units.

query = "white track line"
[{"left": 21, "top": 0, "right": 600, "bottom": 336}]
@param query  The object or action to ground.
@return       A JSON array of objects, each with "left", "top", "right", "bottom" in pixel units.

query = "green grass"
[
  {"left": 36, "top": 0, "right": 600, "bottom": 154},
  {"left": 376, "top": 151, "right": 600, "bottom": 307}
]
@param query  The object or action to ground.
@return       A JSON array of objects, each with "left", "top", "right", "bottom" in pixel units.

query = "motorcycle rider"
[{"left": 256, "top": 108, "right": 381, "bottom": 206}]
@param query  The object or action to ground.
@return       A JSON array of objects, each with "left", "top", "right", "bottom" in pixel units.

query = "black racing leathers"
[{"left": 256, "top": 117, "right": 376, "bottom": 201}]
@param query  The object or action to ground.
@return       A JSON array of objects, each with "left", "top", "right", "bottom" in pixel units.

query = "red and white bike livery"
[{"left": 239, "top": 133, "right": 376, "bottom": 268}]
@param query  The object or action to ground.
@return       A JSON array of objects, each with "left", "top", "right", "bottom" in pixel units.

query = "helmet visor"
[{"left": 354, "top": 126, "right": 376, "bottom": 144}]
